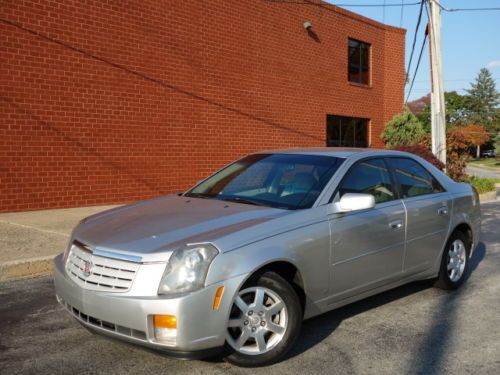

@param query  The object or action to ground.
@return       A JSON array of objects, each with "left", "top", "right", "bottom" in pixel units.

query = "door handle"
[
  {"left": 437, "top": 207, "right": 448, "bottom": 216},
  {"left": 389, "top": 220, "right": 403, "bottom": 229}
]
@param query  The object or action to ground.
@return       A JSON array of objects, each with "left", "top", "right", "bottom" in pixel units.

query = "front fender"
[{"left": 205, "top": 219, "right": 331, "bottom": 318}]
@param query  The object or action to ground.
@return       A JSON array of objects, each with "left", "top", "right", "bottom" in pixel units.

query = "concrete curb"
[
  {"left": 479, "top": 191, "right": 498, "bottom": 203},
  {"left": 0, "top": 255, "right": 54, "bottom": 282}
]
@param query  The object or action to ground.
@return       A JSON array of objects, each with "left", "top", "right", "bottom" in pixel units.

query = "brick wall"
[{"left": 0, "top": 0, "right": 405, "bottom": 212}]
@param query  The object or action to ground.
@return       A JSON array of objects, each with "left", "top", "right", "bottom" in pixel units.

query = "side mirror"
[{"left": 330, "top": 193, "right": 375, "bottom": 214}]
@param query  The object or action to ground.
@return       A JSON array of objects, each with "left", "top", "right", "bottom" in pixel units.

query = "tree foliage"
[
  {"left": 413, "top": 91, "right": 472, "bottom": 131},
  {"left": 419, "top": 129, "right": 470, "bottom": 182},
  {"left": 457, "top": 123, "right": 490, "bottom": 146},
  {"left": 381, "top": 108, "right": 426, "bottom": 148},
  {"left": 466, "top": 68, "right": 500, "bottom": 132},
  {"left": 456, "top": 123, "right": 491, "bottom": 158},
  {"left": 495, "top": 133, "right": 500, "bottom": 155}
]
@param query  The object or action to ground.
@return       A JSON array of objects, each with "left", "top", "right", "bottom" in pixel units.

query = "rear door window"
[{"left": 387, "top": 158, "right": 444, "bottom": 198}]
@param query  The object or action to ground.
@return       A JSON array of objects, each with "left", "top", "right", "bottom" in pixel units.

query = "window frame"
[
  {"left": 329, "top": 157, "right": 398, "bottom": 205},
  {"left": 384, "top": 156, "right": 446, "bottom": 199},
  {"left": 348, "top": 38, "right": 371, "bottom": 86},
  {"left": 326, "top": 114, "right": 370, "bottom": 148}
]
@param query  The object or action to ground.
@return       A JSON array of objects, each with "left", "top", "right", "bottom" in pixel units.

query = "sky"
[{"left": 325, "top": 0, "right": 500, "bottom": 102}]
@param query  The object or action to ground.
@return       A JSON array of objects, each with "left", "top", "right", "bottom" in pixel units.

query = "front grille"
[
  {"left": 65, "top": 241, "right": 140, "bottom": 292},
  {"left": 57, "top": 295, "right": 147, "bottom": 341}
]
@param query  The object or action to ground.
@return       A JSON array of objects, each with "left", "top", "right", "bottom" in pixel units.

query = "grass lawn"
[
  {"left": 468, "top": 158, "right": 500, "bottom": 169},
  {"left": 466, "top": 176, "right": 500, "bottom": 193}
]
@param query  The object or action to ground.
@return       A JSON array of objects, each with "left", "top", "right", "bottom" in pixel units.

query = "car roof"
[{"left": 255, "top": 147, "right": 409, "bottom": 159}]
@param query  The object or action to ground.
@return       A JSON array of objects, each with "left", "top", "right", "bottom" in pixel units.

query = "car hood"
[{"left": 73, "top": 194, "right": 289, "bottom": 262}]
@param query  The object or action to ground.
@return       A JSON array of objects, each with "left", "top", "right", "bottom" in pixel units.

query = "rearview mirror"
[{"left": 330, "top": 193, "right": 375, "bottom": 214}]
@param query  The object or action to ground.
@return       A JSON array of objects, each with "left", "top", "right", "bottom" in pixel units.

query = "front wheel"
[
  {"left": 224, "top": 271, "right": 302, "bottom": 367},
  {"left": 435, "top": 231, "right": 470, "bottom": 290}
]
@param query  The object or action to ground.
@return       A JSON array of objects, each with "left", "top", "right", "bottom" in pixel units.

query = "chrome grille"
[{"left": 65, "top": 241, "right": 140, "bottom": 292}]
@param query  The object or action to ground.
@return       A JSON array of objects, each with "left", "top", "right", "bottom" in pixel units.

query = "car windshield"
[{"left": 185, "top": 153, "right": 344, "bottom": 210}]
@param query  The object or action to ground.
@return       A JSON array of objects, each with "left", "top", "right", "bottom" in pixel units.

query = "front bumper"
[{"left": 53, "top": 254, "right": 248, "bottom": 357}]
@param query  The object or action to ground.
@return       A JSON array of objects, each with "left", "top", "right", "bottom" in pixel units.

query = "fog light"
[{"left": 153, "top": 315, "right": 177, "bottom": 346}]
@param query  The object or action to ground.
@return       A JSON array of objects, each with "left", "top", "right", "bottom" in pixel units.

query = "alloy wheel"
[
  {"left": 226, "top": 286, "right": 288, "bottom": 355},
  {"left": 447, "top": 239, "right": 467, "bottom": 282}
]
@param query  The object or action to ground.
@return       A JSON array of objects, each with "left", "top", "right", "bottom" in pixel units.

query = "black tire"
[
  {"left": 223, "top": 271, "right": 302, "bottom": 367},
  {"left": 435, "top": 231, "right": 471, "bottom": 290}
]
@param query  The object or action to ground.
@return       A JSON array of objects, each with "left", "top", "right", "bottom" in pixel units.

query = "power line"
[
  {"left": 405, "top": 1, "right": 425, "bottom": 86},
  {"left": 446, "top": 8, "right": 500, "bottom": 12},
  {"left": 406, "top": 32, "right": 428, "bottom": 103},
  {"left": 432, "top": 1, "right": 500, "bottom": 12}
]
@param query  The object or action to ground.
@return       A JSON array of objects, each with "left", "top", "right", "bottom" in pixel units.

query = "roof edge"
[{"left": 314, "top": 0, "right": 407, "bottom": 34}]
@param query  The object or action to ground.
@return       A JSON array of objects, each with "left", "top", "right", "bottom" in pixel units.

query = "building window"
[
  {"left": 326, "top": 115, "right": 369, "bottom": 148},
  {"left": 348, "top": 38, "right": 370, "bottom": 85}
]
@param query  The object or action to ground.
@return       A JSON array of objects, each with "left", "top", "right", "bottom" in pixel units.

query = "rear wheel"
[
  {"left": 435, "top": 231, "right": 470, "bottom": 290},
  {"left": 224, "top": 271, "right": 302, "bottom": 367}
]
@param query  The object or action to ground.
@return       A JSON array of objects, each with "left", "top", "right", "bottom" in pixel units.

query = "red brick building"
[{"left": 0, "top": 0, "right": 405, "bottom": 212}]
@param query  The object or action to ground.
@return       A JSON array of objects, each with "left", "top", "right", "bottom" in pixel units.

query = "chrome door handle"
[
  {"left": 437, "top": 207, "right": 448, "bottom": 216},
  {"left": 389, "top": 220, "right": 403, "bottom": 229}
]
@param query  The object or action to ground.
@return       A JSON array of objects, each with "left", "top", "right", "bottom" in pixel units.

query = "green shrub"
[
  {"left": 381, "top": 108, "right": 426, "bottom": 148},
  {"left": 466, "top": 176, "right": 497, "bottom": 193}
]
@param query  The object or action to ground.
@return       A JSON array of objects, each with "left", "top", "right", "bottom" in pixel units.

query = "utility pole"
[{"left": 428, "top": 0, "right": 447, "bottom": 166}]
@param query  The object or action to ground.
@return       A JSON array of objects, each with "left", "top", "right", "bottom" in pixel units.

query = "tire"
[
  {"left": 223, "top": 271, "right": 302, "bottom": 367},
  {"left": 435, "top": 231, "right": 471, "bottom": 290}
]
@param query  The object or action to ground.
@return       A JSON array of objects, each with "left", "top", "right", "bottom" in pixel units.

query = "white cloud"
[{"left": 486, "top": 60, "right": 500, "bottom": 69}]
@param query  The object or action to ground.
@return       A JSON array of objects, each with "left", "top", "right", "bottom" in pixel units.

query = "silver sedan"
[{"left": 53, "top": 148, "right": 481, "bottom": 367}]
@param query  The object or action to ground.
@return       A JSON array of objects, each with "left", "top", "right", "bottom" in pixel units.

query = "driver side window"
[{"left": 337, "top": 158, "right": 395, "bottom": 204}]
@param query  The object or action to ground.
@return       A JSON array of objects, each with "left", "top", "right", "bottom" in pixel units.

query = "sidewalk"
[{"left": 0, "top": 205, "right": 118, "bottom": 281}]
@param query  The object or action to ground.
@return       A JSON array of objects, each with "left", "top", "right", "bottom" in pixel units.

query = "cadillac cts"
[{"left": 54, "top": 148, "right": 481, "bottom": 366}]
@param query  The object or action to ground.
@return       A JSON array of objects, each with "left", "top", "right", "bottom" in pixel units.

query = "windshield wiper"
[
  {"left": 183, "top": 192, "right": 214, "bottom": 199},
  {"left": 217, "top": 196, "right": 267, "bottom": 207}
]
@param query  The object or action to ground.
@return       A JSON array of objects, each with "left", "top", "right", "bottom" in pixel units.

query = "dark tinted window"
[
  {"left": 186, "top": 154, "right": 344, "bottom": 210},
  {"left": 326, "top": 115, "right": 368, "bottom": 148},
  {"left": 387, "top": 158, "right": 444, "bottom": 198},
  {"left": 337, "top": 158, "right": 394, "bottom": 204},
  {"left": 348, "top": 39, "right": 370, "bottom": 85}
]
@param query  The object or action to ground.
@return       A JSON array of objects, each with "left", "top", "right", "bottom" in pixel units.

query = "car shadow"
[{"left": 285, "top": 242, "right": 486, "bottom": 360}]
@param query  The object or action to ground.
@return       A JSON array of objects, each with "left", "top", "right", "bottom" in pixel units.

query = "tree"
[
  {"left": 466, "top": 68, "right": 500, "bottom": 132},
  {"left": 421, "top": 129, "right": 470, "bottom": 181},
  {"left": 457, "top": 123, "right": 490, "bottom": 158},
  {"left": 414, "top": 91, "right": 471, "bottom": 131},
  {"left": 495, "top": 133, "right": 500, "bottom": 155},
  {"left": 381, "top": 108, "right": 426, "bottom": 148},
  {"left": 407, "top": 94, "right": 430, "bottom": 116}
]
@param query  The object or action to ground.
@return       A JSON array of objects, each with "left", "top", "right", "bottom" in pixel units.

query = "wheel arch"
[
  {"left": 241, "top": 260, "right": 307, "bottom": 315},
  {"left": 450, "top": 222, "right": 474, "bottom": 254}
]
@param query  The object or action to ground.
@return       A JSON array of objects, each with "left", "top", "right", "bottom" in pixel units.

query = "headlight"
[{"left": 158, "top": 243, "right": 219, "bottom": 296}]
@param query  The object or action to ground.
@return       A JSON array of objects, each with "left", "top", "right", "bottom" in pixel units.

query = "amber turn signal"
[
  {"left": 153, "top": 314, "right": 177, "bottom": 329},
  {"left": 212, "top": 286, "right": 225, "bottom": 310}
]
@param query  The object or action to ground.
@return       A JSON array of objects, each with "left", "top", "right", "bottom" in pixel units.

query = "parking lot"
[{"left": 1, "top": 201, "right": 499, "bottom": 375}]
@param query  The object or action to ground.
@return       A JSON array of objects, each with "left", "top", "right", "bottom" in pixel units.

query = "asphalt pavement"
[
  {"left": 466, "top": 165, "right": 500, "bottom": 179},
  {"left": 1, "top": 202, "right": 499, "bottom": 375}
]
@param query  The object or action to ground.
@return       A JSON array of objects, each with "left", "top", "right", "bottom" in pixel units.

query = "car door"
[
  {"left": 328, "top": 158, "right": 406, "bottom": 301},
  {"left": 386, "top": 157, "right": 452, "bottom": 274}
]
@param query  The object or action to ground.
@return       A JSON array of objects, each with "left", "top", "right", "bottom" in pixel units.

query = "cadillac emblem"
[{"left": 83, "top": 260, "right": 93, "bottom": 277}]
